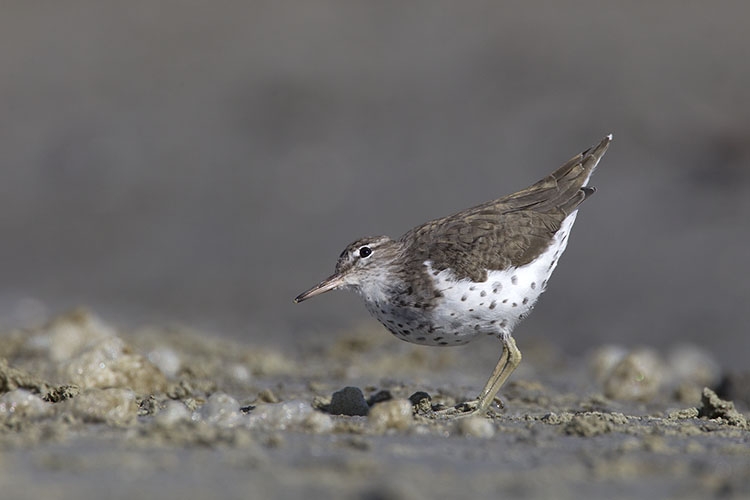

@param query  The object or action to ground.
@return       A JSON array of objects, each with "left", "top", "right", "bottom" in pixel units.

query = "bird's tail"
[{"left": 505, "top": 134, "right": 612, "bottom": 214}]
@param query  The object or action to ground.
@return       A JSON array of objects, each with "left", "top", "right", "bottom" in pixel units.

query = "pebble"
[
  {"left": 246, "top": 400, "right": 315, "bottom": 430},
  {"left": 147, "top": 347, "right": 182, "bottom": 378},
  {"left": 0, "top": 389, "right": 51, "bottom": 419},
  {"left": 65, "top": 336, "right": 167, "bottom": 394},
  {"left": 153, "top": 400, "right": 192, "bottom": 426},
  {"left": 329, "top": 386, "right": 369, "bottom": 416},
  {"left": 302, "top": 410, "right": 335, "bottom": 434},
  {"left": 368, "top": 399, "right": 413, "bottom": 431},
  {"left": 602, "top": 348, "right": 664, "bottom": 401},
  {"left": 589, "top": 345, "right": 628, "bottom": 382},
  {"left": 197, "top": 393, "right": 242, "bottom": 427},
  {"left": 67, "top": 388, "right": 138, "bottom": 426},
  {"left": 457, "top": 416, "right": 495, "bottom": 438}
]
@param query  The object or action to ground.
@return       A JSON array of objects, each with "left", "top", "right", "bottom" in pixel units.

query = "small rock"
[
  {"left": 589, "top": 345, "right": 628, "bottom": 382},
  {"left": 154, "top": 400, "right": 192, "bottom": 426},
  {"left": 247, "top": 400, "right": 314, "bottom": 430},
  {"left": 302, "top": 411, "right": 334, "bottom": 434},
  {"left": 0, "top": 389, "right": 51, "bottom": 419},
  {"left": 67, "top": 388, "right": 138, "bottom": 426},
  {"left": 147, "top": 347, "right": 182, "bottom": 378},
  {"left": 457, "top": 417, "right": 495, "bottom": 438},
  {"left": 257, "top": 388, "right": 279, "bottom": 404},
  {"left": 368, "top": 399, "right": 413, "bottom": 431},
  {"left": 602, "top": 348, "right": 664, "bottom": 401},
  {"left": 408, "top": 391, "right": 432, "bottom": 413},
  {"left": 227, "top": 363, "right": 251, "bottom": 383},
  {"left": 197, "top": 393, "right": 242, "bottom": 427},
  {"left": 329, "top": 386, "right": 369, "bottom": 416}
]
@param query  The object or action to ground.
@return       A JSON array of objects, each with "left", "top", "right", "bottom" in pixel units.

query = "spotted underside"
[{"left": 364, "top": 212, "right": 578, "bottom": 346}]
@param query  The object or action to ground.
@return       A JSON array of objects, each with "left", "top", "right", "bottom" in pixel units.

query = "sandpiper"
[{"left": 295, "top": 135, "right": 612, "bottom": 416}]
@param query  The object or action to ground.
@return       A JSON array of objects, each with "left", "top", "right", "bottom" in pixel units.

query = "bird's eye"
[{"left": 358, "top": 246, "right": 372, "bottom": 258}]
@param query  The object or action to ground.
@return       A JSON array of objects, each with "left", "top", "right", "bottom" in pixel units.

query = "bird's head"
[{"left": 294, "top": 235, "right": 401, "bottom": 303}]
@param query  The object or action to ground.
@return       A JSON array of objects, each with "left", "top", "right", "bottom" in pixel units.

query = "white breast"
[{"left": 425, "top": 211, "right": 579, "bottom": 343}]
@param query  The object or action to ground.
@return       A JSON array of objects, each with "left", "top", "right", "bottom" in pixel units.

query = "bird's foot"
[{"left": 422, "top": 397, "right": 503, "bottom": 420}]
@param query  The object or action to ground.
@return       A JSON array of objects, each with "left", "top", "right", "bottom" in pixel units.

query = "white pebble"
[
  {"left": 303, "top": 410, "right": 334, "bottom": 433},
  {"left": 147, "top": 347, "right": 182, "bottom": 378},
  {"left": 68, "top": 388, "right": 138, "bottom": 426},
  {"left": 457, "top": 416, "right": 496, "bottom": 438},
  {"left": 154, "top": 400, "right": 192, "bottom": 426},
  {"left": 246, "top": 400, "right": 314, "bottom": 430},
  {"left": 0, "top": 389, "right": 51, "bottom": 419},
  {"left": 368, "top": 399, "right": 413, "bottom": 432},
  {"left": 227, "top": 363, "right": 251, "bottom": 383},
  {"left": 197, "top": 393, "right": 242, "bottom": 427}
]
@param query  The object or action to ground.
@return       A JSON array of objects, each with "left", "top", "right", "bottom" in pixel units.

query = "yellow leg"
[
  {"left": 426, "top": 336, "right": 522, "bottom": 419},
  {"left": 475, "top": 335, "right": 522, "bottom": 412}
]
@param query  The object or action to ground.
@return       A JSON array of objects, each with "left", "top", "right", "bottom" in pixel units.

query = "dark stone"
[
  {"left": 329, "top": 386, "right": 369, "bottom": 416},
  {"left": 408, "top": 391, "right": 432, "bottom": 406}
]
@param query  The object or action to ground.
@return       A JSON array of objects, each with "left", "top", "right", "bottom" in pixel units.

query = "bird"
[{"left": 295, "top": 135, "right": 612, "bottom": 416}]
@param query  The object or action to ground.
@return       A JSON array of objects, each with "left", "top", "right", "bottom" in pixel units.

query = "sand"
[{"left": 0, "top": 309, "right": 748, "bottom": 500}]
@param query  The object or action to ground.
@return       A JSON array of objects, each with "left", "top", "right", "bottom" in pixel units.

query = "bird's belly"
[{"left": 363, "top": 212, "right": 577, "bottom": 347}]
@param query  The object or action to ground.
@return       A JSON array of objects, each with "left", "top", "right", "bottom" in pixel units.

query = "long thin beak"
[{"left": 294, "top": 273, "right": 346, "bottom": 303}]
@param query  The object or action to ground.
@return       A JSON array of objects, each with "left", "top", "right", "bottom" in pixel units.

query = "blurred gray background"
[{"left": 1, "top": 1, "right": 748, "bottom": 368}]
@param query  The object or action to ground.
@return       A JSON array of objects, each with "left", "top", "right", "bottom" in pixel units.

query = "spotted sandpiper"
[{"left": 295, "top": 135, "right": 612, "bottom": 416}]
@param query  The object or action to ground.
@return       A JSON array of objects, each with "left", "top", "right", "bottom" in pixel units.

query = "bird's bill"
[{"left": 294, "top": 273, "right": 346, "bottom": 303}]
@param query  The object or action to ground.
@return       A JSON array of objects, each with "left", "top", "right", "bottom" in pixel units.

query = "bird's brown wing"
[{"left": 400, "top": 135, "right": 611, "bottom": 282}]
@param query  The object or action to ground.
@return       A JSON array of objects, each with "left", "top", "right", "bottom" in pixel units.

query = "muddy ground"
[{"left": 0, "top": 309, "right": 748, "bottom": 500}]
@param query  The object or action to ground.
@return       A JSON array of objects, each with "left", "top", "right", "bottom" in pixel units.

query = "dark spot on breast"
[
  {"left": 500, "top": 320, "right": 508, "bottom": 327},
  {"left": 512, "top": 302, "right": 517, "bottom": 307},
  {"left": 522, "top": 297, "right": 529, "bottom": 305},
  {"left": 511, "top": 275, "right": 518, "bottom": 285},
  {"left": 387, "top": 319, "right": 395, "bottom": 324},
  {"left": 469, "top": 285, "right": 476, "bottom": 291},
  {"left": 450, "top": 312, "right": 456, "bottom": 317},
  {"left": 469, "top": 308, "right": 474, "bottom": 312},
  {"left": 502, "top": 299, "right": 508, "bottom": 304},
  {"left": 397, "top": 323, "right": 403, "bottom": 328},
  {"left": 486, "top": 331, "right": 494, "bottom": 336},
  {"left": 480, "top": 290, "right": 487, "bottom": 297},
  {"left": 489, "top": 300, "right": 497, "bottom": 310},
  {"left": 454, "top": 339, "right": 462, "bottom": 343},
  {"left": 474, "top": 324, "right": 481, "bottom": 331},
  {"left": 416, "top": 336, "right": 425, "bottom": 341},
  {"left": 439, "top": 341, "right": 449, "bottom": 345},
  {"left": 434, "top": 290, "right": 443, "bottom": 298},
  {"left": 461, "top": 295, "right": 467, "bottom": 302},
  {"left": 490, "top": 320, "right": 497, "bottom": 325},
  {"left": 531, "top": 282, "right": 537, "bottom": 290},
  {"left": 402, "top": 331, "right": 411, "bottom": 336}
]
